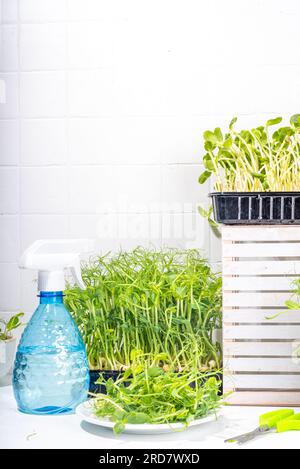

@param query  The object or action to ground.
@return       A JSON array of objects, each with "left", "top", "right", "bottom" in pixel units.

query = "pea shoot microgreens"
[
  {"left": 91, "top": 351, "right": 222, "bottom": 435},
  {"left": 199, "top": 114, "right": 300, "bottom": 192},
  {"left": 65, "top": 248, "right": 222, "bottom": 371}
]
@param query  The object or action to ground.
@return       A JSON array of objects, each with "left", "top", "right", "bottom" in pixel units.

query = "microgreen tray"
[{"left": 210, "top": 192, "right": 300, "bottom": 224}]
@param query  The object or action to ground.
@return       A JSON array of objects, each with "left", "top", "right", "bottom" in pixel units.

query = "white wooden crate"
[{"left": 222, "top": 225, "right": 300, "bottom": 406}]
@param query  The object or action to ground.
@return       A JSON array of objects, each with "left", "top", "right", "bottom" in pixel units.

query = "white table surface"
[{"left": 1, "top": 378, "right": 300, "bottom": 449}]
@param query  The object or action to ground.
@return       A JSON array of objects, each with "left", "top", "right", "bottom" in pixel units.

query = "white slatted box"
[{"left": 222, "top": 225, "right": 300, "bottom": 406}]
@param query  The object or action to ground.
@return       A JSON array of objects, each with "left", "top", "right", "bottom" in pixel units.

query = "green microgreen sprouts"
[
  {"left": 91, "top": 351, "right": 222, "bottom": 435},
  {"left": 0, "top": 313, "right": 24, "bottom": 341},
  {"left": 199, "top": 114, "right": 300, "bottom": 192},
  {"left": 266, "top": 278, "right": 300, "bottom": 321},
  {"left": 284, "top": 278, "right": 300, "bottom": 312},
  {"left": 65, "top": 248, "right": 222, "bottom": 371}
]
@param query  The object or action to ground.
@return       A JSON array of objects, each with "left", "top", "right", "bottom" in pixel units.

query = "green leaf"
[
  {"left": 113, "top": 409, "right": 126, "bottom": 420},
  {"left": 126, "top": 412, "right": 150, "bottom": 424},
  {"left": 251, "top": 172, "right": 265, "bottom": 181},
  {"left": 285, "top": 300, "right": 300, "bottom": 310},
  {"left": 266, "top": 117, "right": 282, "bottom": 127},
  {"left": 203, "top": 153, "right": 214, "bottom": 171},
  {"left": 207, "top": 206, "right": 214, "bottom": 216},
  {"left": 278, "top": 126, "right": 293, "bottom": 137},
  {"left": 265, "top": 311, "right": 287, "bottom": 320},
  {"left": 6, "top": 312, "right": 24, "bottom": 332},
  {"left": 208, "top": 217, "right": 219, "bottom": 228},
  {"left": 223, "top": 137, "right": 232, "bottom": 149},
  {"left": 203, "top": 130, "right": 218, "bottom": 144},
  {"left": 113, "top": 421, "right": 125, "bottom": 435},
  {"left": 214, "top": 127, "right": 223, "bottom": 142},
  {"left": 262, "top": 179, "right": 270, "bottom": 190},
  {"left": 229, "top": 117, "right": 237, "bottom": 130},
  {"left": 95, "top": 374, "right": 105, "bottom": 385},
  {"left": 204, "top": 141, "right": 216, "bottom": 151},
  {"left": 198, "top": 206, "right": 208, "bottom": 218},
  {"left": 132, "top": 364, "right": 144, "bottom": 376},
  {"left": 198, "top": 170, "right": 211, "bottom": 184},
  {"left": 175, "top": 286, "right": 187, "bottom": 298},
  {"left": 130, "top": 349, "right": 143, "bottom": 361},
  {"left": 123, "top": 367, "right": 133, "bottom": 380},
  {"left": 147, "top": 366, "right": 163, "bottom": 377},
  {"left": 290, "top": 114, "right": 300, "bottom": 129},
  {"left": 272, "top": 127, "right": 293, "bottom": 143},
  {"left": 198, "top": 205, "right": 218, "bottom": 228}
]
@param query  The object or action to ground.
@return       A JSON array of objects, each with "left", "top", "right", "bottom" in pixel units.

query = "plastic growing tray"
[
  {"left": 210, "top": 192, "right": 300, "bottom": 224},
  {"left": 89, "top": 370, "right": 223, "bottom": 395},
  {"left": 89, "top": 370, "right": 120, "bottom": 394}
]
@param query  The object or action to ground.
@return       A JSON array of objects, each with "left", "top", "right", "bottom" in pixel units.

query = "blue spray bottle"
[{"left": 13, "top": 239, "right": 94, "bottom": 415}]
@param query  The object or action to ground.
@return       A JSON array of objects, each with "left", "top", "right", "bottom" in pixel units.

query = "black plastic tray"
[
  {"left": 210, "top": 192, "right": 300, "bottom": 224},
  {"left": 89, "top": 370, "right": 120, "bottom": 394},
  {"left": 89, "top": 370, "right": 223, "bottom": 395}
]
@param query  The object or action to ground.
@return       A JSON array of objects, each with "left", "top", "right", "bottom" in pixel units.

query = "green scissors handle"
[
  {"left": 277, "top": 412, "right": 300, "bottom": 432},
  {"left": 259, "top": 409, "right": 294, "bottom": 428},
  {"left": 225, "top": 409, "right": 296, "bottom": 445}
]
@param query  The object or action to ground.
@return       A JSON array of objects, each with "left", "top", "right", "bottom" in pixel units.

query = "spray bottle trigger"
[{"left": 69, "top": 259, "right": 86, "bottom": 290}]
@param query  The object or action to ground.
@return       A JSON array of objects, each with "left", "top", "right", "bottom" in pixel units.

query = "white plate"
[{"left": 76, "top": 400, "right": 219, "bottom": 434}]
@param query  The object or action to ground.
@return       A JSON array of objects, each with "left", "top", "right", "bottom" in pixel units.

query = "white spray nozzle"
[{"left": 19, "top": 239, "right": 95, "bottom": 292}]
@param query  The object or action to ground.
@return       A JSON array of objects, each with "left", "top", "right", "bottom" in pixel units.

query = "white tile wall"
[
  {"left": 162, "top": 165, "right": 207, "bottom": 209},
  {"left": 0, "top": 263, "right": 20, "bottom": 310},
  {"left": 67, "top": 0, "right": 112, "bottom": 22},
  {"left": 67, "top": 70, "right": 113, "bottom": 117},
  {"left": 0, "top": 167, "right": 19, "bottom": 213},
  {"left": 1, "top": 0, "right": 300, "bottom": 313},
  {"left": 0, "top": 120, "right": 19, "bottom": 164},
  {"left": 70, "top": 212, "right": 162, "bottom": 252},
  {"left": 0, "top": 73, "right": 18, "bottom": 118},
  {"left": 20, "top": 23, "right": 66, "bottom": 70},
  {"left": 161, "top": 212, "right": 209, "bottom": 252},
  {"left": 1, "top": 25, "right": 18, "bottom": 71},
  {"left": 67, "top": 22, "right": 113, "bottom": 69},
  {"left": 113, "top": 67, "right": 169, "bottom": 117},
  {"left": 112, "top": 165, "right": 162, "bottom": 212},
  {"left": 0, "top": 215, "right": 20, "bottom": 262},
  {"left": 1, "top": 0, "right": 18, "bottom": 23},
  {"left": 20, "top": 166, "right": 68, "bottom": 213},
  {"left": 109, "top": 117, "right": 163, "bottom": 165},
  {"left": 68, "top": 165, "right": 161, "bottom": 214},
  {"left": 20, "top": 119, "right": 67, "bottom": 165},
  {"left": 20, "top": 214, "right": 68, "bottom": 250},
  {"left": 19, "top": 0, "right": 67, "bottom": 23},
  {"left": 68, "top": 165, "right": 115, "bottom": 214},
  {"left": 20, "top": 72, "right": 66, "bottom": 117}
]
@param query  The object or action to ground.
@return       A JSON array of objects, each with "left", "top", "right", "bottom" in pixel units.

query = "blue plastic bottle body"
[{"left": 13, "top": 292, "right": 89, "bottom": 415}]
